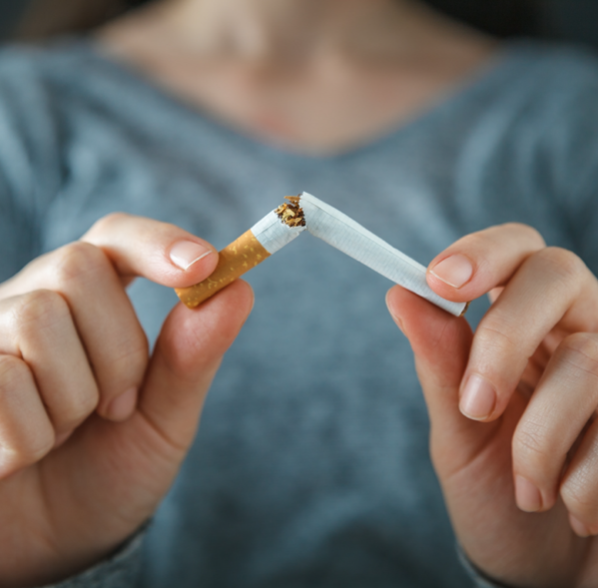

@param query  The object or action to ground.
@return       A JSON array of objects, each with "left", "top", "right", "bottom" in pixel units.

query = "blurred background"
[{"left": 0, "top": 0, "right": 596, "bottom": 49}]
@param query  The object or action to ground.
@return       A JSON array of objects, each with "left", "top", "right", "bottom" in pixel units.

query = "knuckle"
[
  {"left": 459, "top": 231, "right": 487, "bottom": 251},
  {"left": 558, "top": 333, "right": 598, "bottom": 381},
  {"left": 61, "top": 387, "right": 100, "bottom": 429},
  {"left": 23, "top": 432, "right": 55, "bottom": 464},
  {"left": 78, "top": 385, "right": 101, "bottom": 415},
  {"left": 108, "top": 334, "right": 149, "bottom": 385},
  {"left": 474, "top": 318, "right": 518, "bottom": 357},
  {"left": 0, "top": 354, "right": 30, "bottom": 390},
  {"left": 460, "top": 223, "right": 544, "bottom": 255},
  {"left": 11, "top": 289, "right": 69, "bottom": 334},
  {"left": 0, "top": 436, "right": 54, "bottom": 474},
  {"left": 534, "top": 247, "right": 586, "bottom": 284},
  {"left": 118, "top": 324, "right": 149, "bottom": 369},
  {"left": 501, "top": 223, "right": 545, "bottom": 247},
  {"left": 95, "top": 326, "right": 149, "bottom": 398},
  {"left": 0, "top": 357, "right": 54, "bottom": 467},
  {"left": 53, "top": 241, "right": 108, "bottom": 284},
  {"left": 8, "top": 437, "right": 54, "bottom": 469},
  {"left": 512, "top": 423, "right": 553, "bottom": 475},
  {"left": 561, "top": 476, "right": 597, "bottom": 522},
  {"left": 89, "top": 212, "right": 130, "bottom": 236}
]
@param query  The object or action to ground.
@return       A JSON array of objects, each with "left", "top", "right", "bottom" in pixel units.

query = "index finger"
[
  {"left": 426, "top": 223, "right": 545, "bottom": 302},
  {"left": 82, "top": 213, "right": 218, "bottom": 288}
]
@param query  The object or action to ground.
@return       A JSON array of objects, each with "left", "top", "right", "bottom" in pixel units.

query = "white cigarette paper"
[
  {"left": 251, "top": 210, "right": 305, "bottom": 253},
  {"left": 299, "top": 192, "right": 467, "bottom": 317}
]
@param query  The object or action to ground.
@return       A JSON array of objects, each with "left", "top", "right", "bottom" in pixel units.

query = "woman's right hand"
[{"left": 0, "top": 213, "right": 253, "bottom": 588}]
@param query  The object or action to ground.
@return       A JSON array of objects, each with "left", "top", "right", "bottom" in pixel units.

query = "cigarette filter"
[
  {"left": 175, "top": 201, "right": 306, "bottom": 308},
  {"left": 298, "top": 192, "right": 467, "bottom": 317}
]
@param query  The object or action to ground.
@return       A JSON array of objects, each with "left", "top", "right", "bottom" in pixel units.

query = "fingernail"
[
  {"left": 107, "top": 387, "right": 138, "bottom": 422},
  {"left": 515, "top": 475, "right": 542, "bottom": 512},
  {"left": 170, "top": 241, "right": 212, "bottom": 271},
  {"left": 460, "top": 374, "right": 496, "bottom": 420},
  {"left": 430, "top": 255, "right": 474, "bottom": 289},
  {"left": 570, "top": 515, "right": 593, "bottom": 538}
]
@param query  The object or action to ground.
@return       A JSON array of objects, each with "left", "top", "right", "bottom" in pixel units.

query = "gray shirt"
[{"left": 1, "top": 39, "right": 597, "bottom": 588}]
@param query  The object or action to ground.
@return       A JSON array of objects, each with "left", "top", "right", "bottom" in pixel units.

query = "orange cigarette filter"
[
  {"left": 175, "top": 198, "right": 306, "bottom": 308},
  {"left": 175, "top": 230, "right": 270, "bottom": 308}
]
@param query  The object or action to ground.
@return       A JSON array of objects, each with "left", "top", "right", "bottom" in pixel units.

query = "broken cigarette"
[
  {"left": 175, "top": 199, "right": 306, "bottom": 308},
  {"left": 299, "top": 192, "right": 467, "bottom": 317},
  {"left": 176, "top": 192, "right": 467, "bottom": 317}
]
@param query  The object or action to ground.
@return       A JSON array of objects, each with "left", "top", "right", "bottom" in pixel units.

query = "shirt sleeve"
[
  {"left": 457, "top": 545, "right": 523, "bottom": 588},
  {"left": 41, "top": 530, "right": 145, "bottom": 588}
]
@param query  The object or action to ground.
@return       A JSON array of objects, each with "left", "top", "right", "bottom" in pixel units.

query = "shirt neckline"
[{"left": 67, "top": 37, "right": 523, "bottom": 165}]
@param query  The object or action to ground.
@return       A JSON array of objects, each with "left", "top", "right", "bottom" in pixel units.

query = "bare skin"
[
  {"left": 388, "top": 228, "right": 598, "bottom": 587},
  {"left": 0, "top": 215, "right": 253, "bottom": 587},
  {"left": 97, "top": 0, "right": 497, "bottom": 154},
  {"left": 1, "top": 1, "right": 597, "bottom": 587}
]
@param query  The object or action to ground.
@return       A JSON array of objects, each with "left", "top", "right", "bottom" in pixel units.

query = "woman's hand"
[
  {"left": 0, "top": 213, "right": 253, "bottom": 588},
  {"left": 386, "top": 223, "right": 598, "bottom": 588}
]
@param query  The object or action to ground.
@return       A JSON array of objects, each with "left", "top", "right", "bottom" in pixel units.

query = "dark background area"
[
  {"left": 426, "top": 0, "right": 598, "bottom": 48},
  {"left": 546, "top": 0, "right": 598, "bottom": 49},
  {"left": 0, "top": 0, "right": 27, "bottom": 40},
  {"left": 0, "top": 0, "right": 596, "bottom": 49}
]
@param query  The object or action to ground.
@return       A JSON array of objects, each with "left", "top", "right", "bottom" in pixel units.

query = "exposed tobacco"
[{"left": 275, "top": 195, "right": 306, "bottom": 227}]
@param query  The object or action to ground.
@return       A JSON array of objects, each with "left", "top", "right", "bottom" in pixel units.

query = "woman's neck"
[
  {"left": 157, "top": 0, "right": 447, "bottom": 64},
  {"left": 98, "top": 0, "right": 497, "bottom": 153},
  {"left": 106, "top": 0, "right": 493, "bottom": 67}
]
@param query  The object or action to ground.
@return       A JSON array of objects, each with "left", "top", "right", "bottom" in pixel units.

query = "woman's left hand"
[{"left": 386, "top": 223, "right": 598, "bottom": 588}]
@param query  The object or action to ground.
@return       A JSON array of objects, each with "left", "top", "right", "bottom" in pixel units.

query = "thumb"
[
  {"left": 31, "top": 281, "right": 253, "bottom": 566},
  {"left": 386, "top": 286, "right": 491, "bottom": 478},
  {"left": 137, "top": 280, "right": 253, "bottom": 455}
]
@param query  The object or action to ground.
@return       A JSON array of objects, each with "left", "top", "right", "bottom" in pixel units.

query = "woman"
[{"left": 0, "top": 0, "right": 597, "bottom": 586}]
